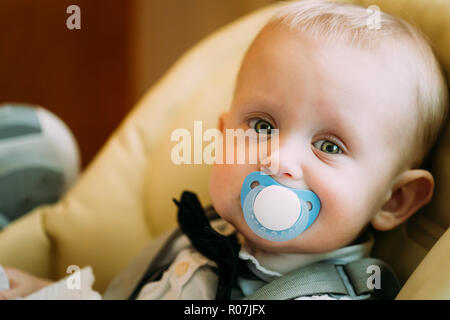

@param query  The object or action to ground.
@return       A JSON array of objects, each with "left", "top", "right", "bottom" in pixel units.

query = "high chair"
[{"left": 0, "top": 0, "right": 448, "bottom": 299}]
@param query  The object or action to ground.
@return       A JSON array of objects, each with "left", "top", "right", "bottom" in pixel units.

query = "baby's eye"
[
  {"left": 313, "top": 140, "right": 343, "bottom": 154},
  {"left": 249, "top": 119, "right": 273, "bottom": 134}
]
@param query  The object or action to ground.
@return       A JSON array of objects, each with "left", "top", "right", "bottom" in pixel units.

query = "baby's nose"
[{"left": 260, "top": 148, "right": 304, "bottom": 183}]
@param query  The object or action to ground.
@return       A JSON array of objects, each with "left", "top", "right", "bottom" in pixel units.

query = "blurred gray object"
[{"left": 0, "top": 104, "right": 80, "bottom": 229}]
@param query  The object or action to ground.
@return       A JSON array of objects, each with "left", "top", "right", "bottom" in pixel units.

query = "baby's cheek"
[
  {"left": 209, "top": 164, "right": 244, "bottom": 220},
  {"left": 209, "top": 165, "right": 230, "bottom": 215},
  {"left": 313, "top": 173, "right": 370, "bottom": 239}
]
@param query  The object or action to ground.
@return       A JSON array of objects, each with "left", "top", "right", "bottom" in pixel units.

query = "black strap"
[{"left": 175, "top": 191, "right": 242, "bottom": 300}]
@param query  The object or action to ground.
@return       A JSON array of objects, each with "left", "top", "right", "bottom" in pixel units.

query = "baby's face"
[{"left": 209, "top": 24, "right": 416, "bottom": 253}]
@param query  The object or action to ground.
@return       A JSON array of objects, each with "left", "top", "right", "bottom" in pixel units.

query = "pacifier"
[{"left": 240, "top": 171, "right": 321, "bottom": 242}]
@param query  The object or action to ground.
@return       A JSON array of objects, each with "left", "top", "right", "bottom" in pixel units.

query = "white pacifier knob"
[{"left": 253, "top": 185, "right": 301, "bottom": 231}]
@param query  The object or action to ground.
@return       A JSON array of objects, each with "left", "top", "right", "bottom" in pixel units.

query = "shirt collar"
[{"left": 238, "top": 231, "right": 374, "bottom": 282}]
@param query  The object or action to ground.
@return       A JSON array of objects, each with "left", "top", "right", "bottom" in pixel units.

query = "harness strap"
[
  {"left": 244, "top": 258, "right": 401, "bottom": 300},
  {"left": 344, "top": 258, "right": 401, "bottom": 299}
]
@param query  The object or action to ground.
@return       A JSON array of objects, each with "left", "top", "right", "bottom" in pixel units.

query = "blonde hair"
[{"left": 268, "top": 0, "right": 449, "bottom": 168}]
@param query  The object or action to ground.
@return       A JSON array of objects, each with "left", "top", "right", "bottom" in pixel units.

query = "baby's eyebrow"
[
  {"left": 238, "top": 98, "right": 282, "bottom": 121},
  {"left": 314, "top": 103, "right": 359, "bottom": 151}
]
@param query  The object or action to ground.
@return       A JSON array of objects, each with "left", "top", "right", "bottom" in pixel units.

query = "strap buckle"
[
  {"left": 330, "top": 263, "right": 371, "bottom": 300},
  {"left": 331, "top": 258, "right": 401, "bottom": 300}
]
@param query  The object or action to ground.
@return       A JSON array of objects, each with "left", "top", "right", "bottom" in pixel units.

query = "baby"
[{"left": 1, "top": 0, "right": 448, "bottom": 300}]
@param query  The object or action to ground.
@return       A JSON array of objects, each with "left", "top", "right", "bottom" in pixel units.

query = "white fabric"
[
  {"left": 23, "top": 266, "right": 101, "bottom": 300},
  {"left": 0, "top": 265, "right": 10, "bottom": 291},
  {"left": 137, "top": 248, "right": 218, "bottom": 300}
]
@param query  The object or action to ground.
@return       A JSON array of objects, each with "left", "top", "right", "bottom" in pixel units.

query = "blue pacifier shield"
[{"left": 240, "top": 171, "right": 321, "bottom": 242}]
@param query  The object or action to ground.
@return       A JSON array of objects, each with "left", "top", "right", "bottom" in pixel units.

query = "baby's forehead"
[
  {"left": 239, "top": 24, "right": 417, "bottom": 113},
  {"left": 234, "top": 25, "right": 420, "bottom": 162}
]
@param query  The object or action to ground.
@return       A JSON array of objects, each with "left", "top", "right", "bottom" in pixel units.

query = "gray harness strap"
[
  {"left": 103, "top": 206, "right": 219, "bottom": 300},
  {"left": 103, "top": 228, "right": 182, "bottom": 300},
  {"left": 244, "top": 263, "right": 348, "bottom": 300},
  {"left": 244, "top": 258, "right": 401, "bottom": 300}
]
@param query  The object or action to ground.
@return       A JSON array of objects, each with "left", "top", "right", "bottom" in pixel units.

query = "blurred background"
[{"left": 0, "top": 0, "right": 277, "bottom": 168}]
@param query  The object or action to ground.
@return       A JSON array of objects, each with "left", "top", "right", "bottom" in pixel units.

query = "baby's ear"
[{"left": 371, "top": 169, "right": 434, "bottom": 231}]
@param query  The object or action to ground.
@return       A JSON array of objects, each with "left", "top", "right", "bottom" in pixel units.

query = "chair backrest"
[{"left": 142, "top": 0, "right": 450, "bottom": 285}]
